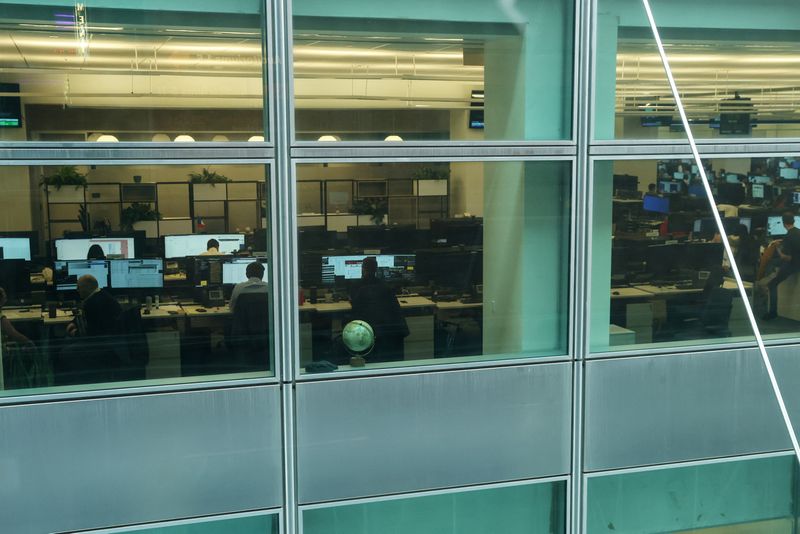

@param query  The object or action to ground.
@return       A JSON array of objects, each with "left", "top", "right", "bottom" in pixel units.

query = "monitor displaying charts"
[
  {"left": 0, "top": 237, "right": 31, "bottom": 260},
  {"left": 164, "top": 234, "right": 245, "bottom": 258},
  {"left": 55, "top": 237, "right": 135, "bottom": 260},
  {"left": 109, "top": 259, "right": 164, "bottom": 289},
  {"left": 53, "top": 260, "right": 109, "bottom": 291},
  {"left": 321, "top": 254, "right": 416, "bottom": 285}
]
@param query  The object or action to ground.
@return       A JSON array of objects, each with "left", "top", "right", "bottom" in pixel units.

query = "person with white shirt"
[{"left": 230, "top": 261, "right": 268, "bottom": 312}]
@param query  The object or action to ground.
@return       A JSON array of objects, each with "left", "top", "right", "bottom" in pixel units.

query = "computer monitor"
[
  {"left": 750, "top": 175, "right": 771, "bottom": 185},
  {"left": 726, "top": 174, "right": 741, "bottom": 184},
  {"left": 716, "top": 182, "right": 746, "bottom": 205},
  {"left": 738, "top": 217, "right": 752, "bottom": 233},
  {"left": 692, "top": 218, "right": 718, "bottom": 239},
  {"left": 613, "top": 174, "right": 638, "bottom": 194},
  {"left": 752, "top": 183, "right": 765, "bottom": 200},
  {"left": 683, "top": 242, "right": 724, "bottom": 272},
  {"left": 163, "top": 234, "right": 245, "bottom": 258},
  {"left": 687, "top": 184, "right": 706, "bottom": 198},
  {"left": 780, "top": 168, "right": 799, "bottom": 180},
  {"left": 109, "top": 259, "right": 164, "bottom": 289},
  {"left": 320, "top": 254, "right": 416, "bottom": 286},
  {"left": 415, "top": 248, "right": 481, "bottom": 290},
  {"left": 222, "top": 257, "right": 267, "bottom": 285},
  {"left": 793, "top": 192, "right": 800, "bottom": 205},
  {"left": 767, "top": 215, "right": 800, "bottom": 237},
  {"left": 55, "top": 237, "right": 135, "bottom": 260},
  {"left": 430, "top": 219, "right": 483, "bottom": 247},
  {"left": 0, "top": 260, "right": 30, "bottom": 299},
  {"left": 643, "top": 195, "right": 669, "bottom": 214},
  {"left": 646, "top": 243, "right": 683, "bottom": 279},
  {"left": 658, "top": 181, "right": 682, "bottom": 194},
  {"left": 53, "top": 260, "right": 110, "bottom": 291},
  {"left": 0, "top": 237, "right": 31, "bottom": 261},
  {"left": 298, "top": 226, "right": 335, "bottom": 251},
  {"left": 188, "top": 256, "right": 226, "bottom": 286}
]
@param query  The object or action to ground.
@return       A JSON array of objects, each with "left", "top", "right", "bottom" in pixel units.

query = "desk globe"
[{"left": 342, "top": 319, "right": 374, "bottom": 366}]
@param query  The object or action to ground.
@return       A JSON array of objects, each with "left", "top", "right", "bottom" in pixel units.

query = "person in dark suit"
[
  {"left": 349, "top": 256, "right": 409, "bottom": 363},
  {"left": 66, "top": 274, "right": 122, "bottom": 338}
]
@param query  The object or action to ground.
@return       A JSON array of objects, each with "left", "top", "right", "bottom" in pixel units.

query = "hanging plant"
[
  {"left": 121, "top": 202, "right": 160, "bottom": 231},
  {"left": 41, "top": 166, "right": 88, "bottom": 190},
  {"left": 352, "top": 197, "right": 389, "bottom": 226},
  {"left": 188, "top": 168, "right": 231, "bottom": 186}
]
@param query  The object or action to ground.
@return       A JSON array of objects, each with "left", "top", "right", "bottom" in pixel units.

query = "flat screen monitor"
[
  {"left": 55, "top": 237, "right": 135, "bottom": 260},
  {"left": 688, "top": 184, "right": 706, "bottom": 198},
  {"left": 0, "top": 83, "right": 22, "bottom": 128},
  {"left": 780, "top": 168, "right": 799, "bottom": 180},
  {"left": 672, "top": 172, "right": 685, "bottom": 181},
  {"left": 658, "top": 181, "right": 681, "bottom": 194},
  {"left": 726, "top": 174, "right": 741, "bottom": 184},
  {"left": 0, "top": 260, "right": 30, "bottom": 299},
  {"left": 643, "top": 195, "right": 669, "bottom": 214},
  {"left": 793, "top": 192, "right": 800, "bottom": 205},
  {"left": 716, "top": 182, "right": 746, "bottom": 205},
  {"left": 109, "top": 259, "right": 164, "bottom": 289},
  {"left": 222, "top": 257, "right": 267, "bottom": 285},
  {"left": 188, "top": 256, "right": 226, "bottom": 286},
  {"left": 750, "top": 175, "right": 771, "bottom": 184},
  {"left": 738, "top": 217, "right": 752, "bottom": 233},
  {"left": 767, "top": 216, "right": 800, "bottom": 237},
  {"left": 0, "top": 237, "right": 31, "bottom": 260},
  {"left": 752, "top": 183, "right": 765, "bottom": 199},
  {"left": 53, "top": 260, "right": 109, "bottom": 291},
  {"left": 163, "top": 234, "right": 245, "bottom": 258},
  {"left": 321, "top": 254, "right": 415, "bottom": 285}
]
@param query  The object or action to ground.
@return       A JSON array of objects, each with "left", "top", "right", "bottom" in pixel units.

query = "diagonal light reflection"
[{"left": 640, "top": 0, "right": 800, "bottom": 463}]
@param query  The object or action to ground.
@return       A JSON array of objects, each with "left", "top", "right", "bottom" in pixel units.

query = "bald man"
[{"left": 66, "top": 274, "right": 122, "bottom": 338}]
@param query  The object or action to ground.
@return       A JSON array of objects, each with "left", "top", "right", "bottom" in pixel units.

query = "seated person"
[
  {"left": 86, "top": 244, "right": 106, "bottom": 260},
  {"left": 349, "top": 257, "right": 409, "bottom": 363},
  {"left": 200, "top": 238, "right": 222, "bottom": 256},
  {"left": 67, "top": 274, "right": 122, "bottom": 338},
  {"left": 230, "top": 261, "right": 269, "bottom": 312},
  {"left": 0, "top": 287, "right": 33, "bottom": 346},
  {"left": 761, "top": 212, "right": 800, "bottom": 320}
]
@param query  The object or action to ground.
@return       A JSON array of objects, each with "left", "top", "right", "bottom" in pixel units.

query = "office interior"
[
  {"left": 592, "top": 155, "right": 800, "bottom": 352},
  {"left": 0, "top": 163, "right": 271, "bottom": 393}
]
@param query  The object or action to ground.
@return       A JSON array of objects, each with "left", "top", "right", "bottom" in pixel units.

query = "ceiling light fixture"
[
  {"left": 318, "top": 135, "right": 341, "bottom": 141},
  {"left": 247, "top": 135, "right": 265, "bottom": 142},
  {"left": 212, "top": 135, "right": 231, "bottom": 142},
  {"left": 384, "top": 135, "right": 403, "bottom": 142},
  {"left": 174, "top": 134, "right": 195, "bottom": 142},
  {"left": 95, "top": 134, "right": 118, "bottom": 142},
  {"left": 151, "top": 134, "right": 171, "bottom": 142}
]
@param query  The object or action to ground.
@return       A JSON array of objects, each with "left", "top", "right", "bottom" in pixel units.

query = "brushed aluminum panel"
[
  {"left": 296, "top": 363, "right": 572, "bottom": 504},
  {"left": 0, "top": 386, "right": 283, "bottom": 534},
  {"left": 584, "top": 349, "right": 792, "bottom": 472}
]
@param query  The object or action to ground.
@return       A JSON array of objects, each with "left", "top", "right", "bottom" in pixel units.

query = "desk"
[{"left": 610, "top": 287, "right": 652, "bottom": 300}]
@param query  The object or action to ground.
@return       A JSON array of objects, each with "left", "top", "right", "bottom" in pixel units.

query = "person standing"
[{"left": 763, "top": 212, "right": 800, "bottom": 320}]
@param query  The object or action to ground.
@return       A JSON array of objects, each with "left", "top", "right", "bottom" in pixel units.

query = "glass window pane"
[
  {"left": 590, "top": 155, "right": 800, "bottom": 353},
  {"left": 292, "top": 0, "right": 574, "bottom": 141},
  {"left": 587, "top": 455, "right": 797, "bottom": 533},
  {"left": 104, "top": 513, "right": 278, "bottom": 533},
  {"left": 595, "top": 0, "right": 800, "bottom": 140},
  {"left": 303, "top": 481, "right": 566, "bottom": 534},
  {"left": 0, "top": 164, "right": 272, "bottom": 397},
  {"left": 0, "top": 1, "right": 266, "bottom": 142},
  {"left": 297, "top": 160, "right": 570, "bottom": 373}
]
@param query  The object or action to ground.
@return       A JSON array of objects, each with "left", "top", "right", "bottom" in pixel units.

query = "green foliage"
[
  {"left": 41, "top": 166, "right": 88, "bottom": 190},
  {"left": 188, "top": 168, "right": 231, "bottom": 185},
  {"left": 411, "top": 166, "right": 450, "bottom": 181},
  {"left": 121, "top": 202, "right": 160, "bottom": 231},
  {"left": 77, "top": 204, "right": 90, "bottom": 232},
  {"left": 352, "top": 197, "right": 388, "bottom": 225}
]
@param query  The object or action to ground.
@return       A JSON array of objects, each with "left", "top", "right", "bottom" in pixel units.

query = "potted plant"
[
  {"left": 41, "top": 166, "right": 88, "bottom": 203},
  {"left": 189, "top": 168, "right": 231, "bottom": 201},
  {"left": 352, "top": 197, "right": 389, "bottom": 226},
  {"left": 121, "top": 202, "right": 160, "bottom": 237}
]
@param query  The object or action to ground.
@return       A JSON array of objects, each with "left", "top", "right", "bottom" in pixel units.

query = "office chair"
[{"left": 227, "top": 292, "right": 270, "bottom": 372}]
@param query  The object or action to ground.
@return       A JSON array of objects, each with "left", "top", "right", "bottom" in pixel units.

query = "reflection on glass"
[
  {"left": 0, "top": 0, "right": 266, "bottom": 142},
  {"left": 586, "top": 455, "right": 797, "bottom": 533},
  {"left": 596, "top": 0, "right": 800, "bottom": 140},
  {"left": 297, "top": 161, "right": 570, "bottom": 373},
  {"left": 292, "top": 0, "right": 574, "bottom": 141},
  {"left": 106, "top": 514, "right": 278, "bottom": 534},
  {"left": 0, "top": 164, "right": 272, "bottom": 397},
  {"left": 591, "top": 155, "right": 800, "bottom": 353},
  {"left": 304, "top": 481, "right": 566, "bottom": 534}
]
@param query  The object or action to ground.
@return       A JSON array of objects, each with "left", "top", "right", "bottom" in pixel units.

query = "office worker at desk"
[
  {"left": 200, "top": 238, "right": 222, "bottom": 256},
  {"left": 230, "top": 261, "right": 268, "bottom": 312},
  {"left": 87, "top": 244, "right": 106, "bottom": 260},
  {"left": 350, "top": 256, "right": 409, "bottom": 363},
  {"left": 763, "top": 212, "right": 800, "bottom": 320},
  {"left": 66, "top": 274, "right": 122, "bottom": 337}
]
